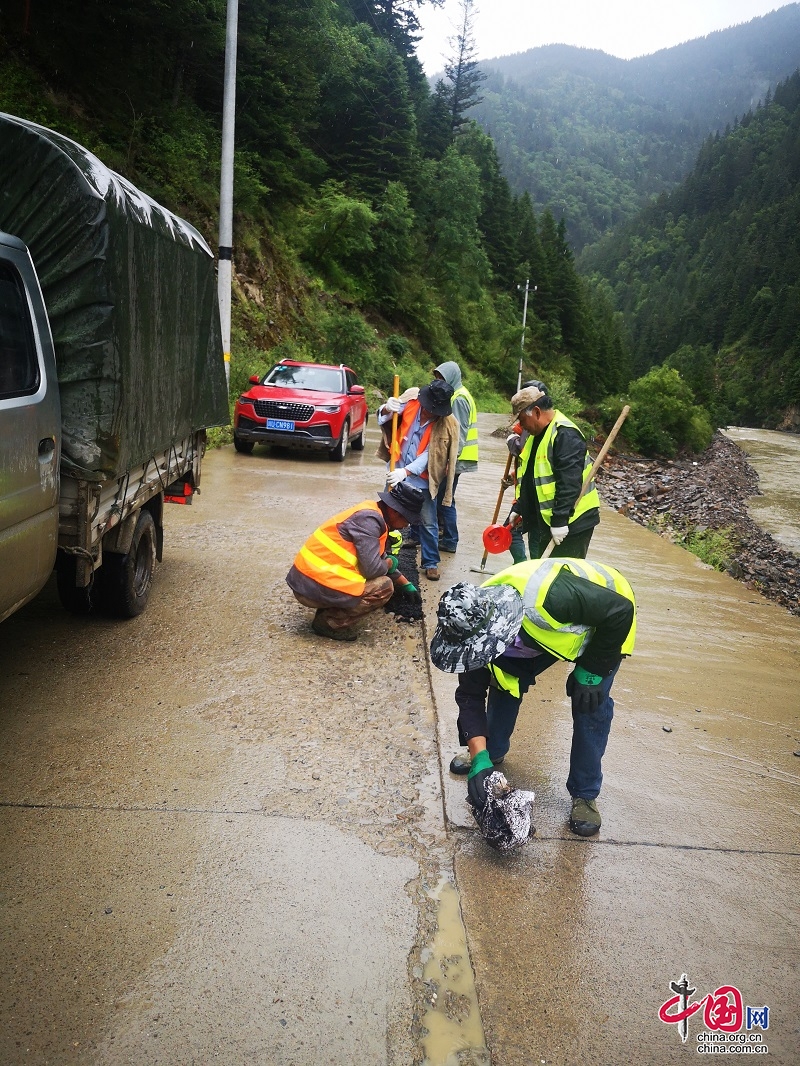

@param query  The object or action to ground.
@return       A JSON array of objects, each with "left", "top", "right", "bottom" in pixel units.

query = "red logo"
[{"left": 658, "top": 974, "right": 769, "bottom": 1046}]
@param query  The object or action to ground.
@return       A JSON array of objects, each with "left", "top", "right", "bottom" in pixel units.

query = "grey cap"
[
  {"left": 429, "top": 581, "right": 524, "bottom": 673},
  {"left": 378, "top": 481, "right": 425, "bottom": 523}
]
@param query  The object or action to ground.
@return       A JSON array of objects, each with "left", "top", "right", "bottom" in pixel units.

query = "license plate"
[{"left": 266, "top": 418, "right": 295, "bottom": 432}]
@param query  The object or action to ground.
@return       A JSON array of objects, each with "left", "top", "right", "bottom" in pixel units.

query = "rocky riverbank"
[{"left": 595, "top": 430, "right": 800, "bottom": 616}]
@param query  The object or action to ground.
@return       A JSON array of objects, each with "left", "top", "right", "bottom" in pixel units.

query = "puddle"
[{"left": 420, "top": 878, "right": 490, "bottom": 1066}]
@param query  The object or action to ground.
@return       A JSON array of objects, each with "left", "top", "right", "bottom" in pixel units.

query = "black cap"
[
  {"left": 378, "top": 482, "right": 426, "bottom": 523},
  {"left": 418, "top": 379, "right": 453, "bottom": 418}
]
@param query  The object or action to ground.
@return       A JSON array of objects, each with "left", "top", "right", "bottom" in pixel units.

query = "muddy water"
[
  {"left": 431, "top": 416, "right": 800, "bottom": 1066},
  {"left": 724, "top": 427, "right": 800, "bottom": 554}
]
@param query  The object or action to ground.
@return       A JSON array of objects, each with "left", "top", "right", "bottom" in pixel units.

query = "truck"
[{"left": 0, "top": 113, "right": 229, "bottom": 623}]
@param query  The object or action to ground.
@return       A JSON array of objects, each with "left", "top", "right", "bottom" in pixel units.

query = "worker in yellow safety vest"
[
  {"left": 432, "top": 361, "right": 478, "bottom": 556},
  {"left": 430, "top": 558, "right": 636, "bottom": 838},
  {"left": 507, "top": 381, "right": 600, "bottom": 560},
  {"left": 286, "top": 482, "right": 425, "bottom": 641}
]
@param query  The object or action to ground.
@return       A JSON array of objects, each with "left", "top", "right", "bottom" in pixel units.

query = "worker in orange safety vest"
[{"left": 286, "top": 481, "right": 425, "bottom": 641}]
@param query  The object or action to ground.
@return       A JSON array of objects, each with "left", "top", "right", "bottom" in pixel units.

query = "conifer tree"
[{"left": 440, "top": 0, "right": 486, "bottom": 137}]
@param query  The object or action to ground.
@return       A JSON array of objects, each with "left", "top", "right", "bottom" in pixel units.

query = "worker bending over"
[
  {"left": 508, "top": 381, "right": 600, "bottom": 559},
  {"left": 286, "top": 482, "right": 425, "bottom": 642},
  {"left": 430, "top": 558, "right": 636, "bottom": 836}
]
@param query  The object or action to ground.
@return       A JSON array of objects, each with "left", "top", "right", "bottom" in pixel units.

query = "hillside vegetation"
[
  {"left": 582, "top": 72, "right": 800, "bottom": 434},
  {"left": 1, "top": 1, "right": 797, "bottom": 456},
  {"left": 473, "top": 5, "right": 800, "bottom": 250},
  {"left": 0, "top": 0, "right": 625, "bottom": 427}
]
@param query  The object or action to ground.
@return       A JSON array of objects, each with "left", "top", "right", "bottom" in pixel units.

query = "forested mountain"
[
  {"left": 471, "top": 5, "right": 800, "bottom": 250},
  {"left": 0, "top": 0, "right": 625, "bottom": 418},
  {"left": 1, "top": 1, "right": 796, "bottom": 452},
  {"left": 581, "top": 71, "right": 800, "bottom": 431}
]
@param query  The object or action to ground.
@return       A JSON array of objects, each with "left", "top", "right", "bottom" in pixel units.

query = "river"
[{"left": 724, "top": 427, "right": 800, "bottom": 555}]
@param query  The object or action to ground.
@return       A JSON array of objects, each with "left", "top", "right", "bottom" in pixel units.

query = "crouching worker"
[
  {"left": 287, "top": 482, "right": 426, "bottom": 642},
  {"left": 429, "top": 558, "right": 636, "bottom": 836}
]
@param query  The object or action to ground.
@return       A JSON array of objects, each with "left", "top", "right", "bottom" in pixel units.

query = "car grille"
[{"left": 253, "top": 399, "right": 315, "bottom": 422}]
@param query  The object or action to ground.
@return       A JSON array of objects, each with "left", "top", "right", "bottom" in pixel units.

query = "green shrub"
[
  {"left": 537, "top": 371, "right": 594, "bottom": 436},
  {"left": 385, "top": 334, "right": 411, "bottom": 360},
  {"left": 679, "top": 526, "right": 738, "bottom": 571},
  {"left": 602, "top": 366, "right": 713, "bottom": 457},
  {"left": 463, "top": 370, "right": 508, "bottom": 413},
  {"left": 320, "top": 309, "right": 376, "bottom": 375},
  {"left": 229, "top": 326, "right": 273, "bottom": 400}
]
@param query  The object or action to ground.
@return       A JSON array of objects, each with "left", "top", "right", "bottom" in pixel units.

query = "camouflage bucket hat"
[{"left": 429, "top": 581, "right": 524, "bottom": 673}]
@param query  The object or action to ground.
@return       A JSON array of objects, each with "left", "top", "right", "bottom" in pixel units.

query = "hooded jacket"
[{"left": 434, "top": 361, "right": 478, "bottom": 475}]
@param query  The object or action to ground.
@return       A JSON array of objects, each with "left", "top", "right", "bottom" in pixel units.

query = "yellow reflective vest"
[
  {"left": 293, "top": 500, "right": 387, "bottom": 597},
  {"left": 515, "top": 411, "right": 600, "bottom": 526},
  {"left": 452, "top": 385, "right": 478, "bottom": 462},
  {"left": 482, "top": 558, "right": 636, "bottom": 664}
]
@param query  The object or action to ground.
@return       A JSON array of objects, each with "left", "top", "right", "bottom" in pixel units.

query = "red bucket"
[{"left": 482, "top": 523, "right": 513, "bottom": 554}]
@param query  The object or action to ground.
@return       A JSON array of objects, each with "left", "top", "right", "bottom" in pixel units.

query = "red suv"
[{"left": 233, "top": 359, "right": 369, "bottom": 461}]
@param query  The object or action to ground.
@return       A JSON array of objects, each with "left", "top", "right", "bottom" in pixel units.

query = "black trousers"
[{"left": 530, "top": 525, "right": 594, "bottom": 559}]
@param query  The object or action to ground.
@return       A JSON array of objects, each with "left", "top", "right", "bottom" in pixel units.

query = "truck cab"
[{"left": 0, "top": 232, "right": 61, "bottom": 623}]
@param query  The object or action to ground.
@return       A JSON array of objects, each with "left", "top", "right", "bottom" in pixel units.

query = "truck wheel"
[
  {"left": 103, "top": 509, "right": 157, "bottom": 617},
  {"left": 234, "top": 434, "right": 254, "bottom": 454},
  {"left": 56, "top": 552, "right": 96, "bottom": 616},
  {"left": 329, "top": 419, "right": 349, "bottom": 462}
]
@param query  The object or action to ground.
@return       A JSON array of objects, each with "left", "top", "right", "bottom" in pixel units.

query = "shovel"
[{"left": 470, "top": 452, "right": 514, "bottom": 575}]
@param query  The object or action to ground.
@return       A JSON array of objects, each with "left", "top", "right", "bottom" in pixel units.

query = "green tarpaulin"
[{"left": 0, "top": 113, "right": 229, "bottom": 479}]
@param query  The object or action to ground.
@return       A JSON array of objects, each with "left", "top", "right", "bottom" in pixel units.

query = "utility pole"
[
  {"left": 218, "top": 0, "right": 239, "bottom": 391},
  {"left": 516, "top": 279, "right": 535, "bottom": 392}
]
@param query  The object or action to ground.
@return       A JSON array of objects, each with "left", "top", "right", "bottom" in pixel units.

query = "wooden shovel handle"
[{"left": 389, "top": 374, "right": 400, "bottom": 473}]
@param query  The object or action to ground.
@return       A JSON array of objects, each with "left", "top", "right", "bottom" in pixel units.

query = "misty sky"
[{"left": 416, "top": 1, "right": 792, "bottom": 73}]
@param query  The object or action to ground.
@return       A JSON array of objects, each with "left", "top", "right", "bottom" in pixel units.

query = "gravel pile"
[{"left": 596, "top": 431, "right": 800, "bottom": 616}]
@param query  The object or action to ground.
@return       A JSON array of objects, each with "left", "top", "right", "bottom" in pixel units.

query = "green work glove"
[
  {"left": 387, "top": 530, "right": 403, "bottom": 556},
  {"left": 566, "top": 664, "right": 603, "bottom": 713},
  {"left": 401, "top": 582, "right": 421, "bottom": 604},
  {"left": 385, "top": 554, "right": 399, "bottom": 575},
  {"left": 467, "top": 749, "right": 494, "bottom": 811}
]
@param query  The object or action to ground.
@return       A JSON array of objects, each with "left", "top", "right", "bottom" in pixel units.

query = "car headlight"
[
  {"left": 238, "top": 395, "right": 254, "bottom": 405},
  {"left": 316, "top": 404, "right": 341, "bottom": 413}
]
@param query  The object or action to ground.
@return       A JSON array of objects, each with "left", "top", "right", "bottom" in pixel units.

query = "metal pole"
[
  {"left": 517, "top": 279, "right": 530, "bottom": 392},
  {"left": 218, "top": 0, "right": 238, "bottom": 391}
]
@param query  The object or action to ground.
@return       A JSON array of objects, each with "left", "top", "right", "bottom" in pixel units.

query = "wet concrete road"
[{"left": 1, "top": 415, "right": 798, "bottom": 1064}]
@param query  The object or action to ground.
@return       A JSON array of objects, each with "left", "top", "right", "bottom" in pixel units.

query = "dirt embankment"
[{"left": 595, "top": 431, "right": 800, "bottom": 616}]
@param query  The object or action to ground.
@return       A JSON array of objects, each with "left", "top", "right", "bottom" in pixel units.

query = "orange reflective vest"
[
  {"left": 390, "top": 399, "right": 432, "bottom": 478},
  {"left": 293, "top": 501, "right": 387, "bottom": 597}
]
